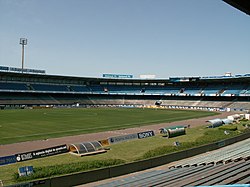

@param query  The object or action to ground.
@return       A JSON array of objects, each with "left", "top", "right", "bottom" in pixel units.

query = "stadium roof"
[
  {"left": 1, "top": 71, "right": 250, "bottom": 85},
  {"left": 223, "top": 0, "right": 250, "bottom": 15}
]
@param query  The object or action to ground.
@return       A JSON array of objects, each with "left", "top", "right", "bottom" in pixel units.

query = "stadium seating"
[
  {"left": 227, "top": 102, "right": 250, "bottom": 110},
  {"left": 0, "top": 81, "right": 248, "bottom": 99},
  {"left": 95, "top": 160, "right": 250, "bottom": 186},
  {"left": 95, "top": 138, "right": 250, "bottom": 186},
  {"left": 106, "top": 85, "right": 143, "bottom": 94},
  {"left": 145, "top": 86, "right": 180, "bottom": 95},
  {"left": 241, "top": 87, "right": 250, "bottom": 95},
  {"left": 171, "top": 138, "right": 250, "bottom": 168},
  {"left": 182, "top": 88, "right": 202, "bottom": 96},
  {"left": 245, "top": 90, "right": 250, "bottom": 94},
  {"left": 201, "top": 85, "right": 222, "bottom": 96},
  {"left": 89, "top": 85, "right": 104, "bottom": 92},
  {"left": 221, "top": 85, "right": 246, "bottom": 96},
  {"left": 0, "top": 71, "right": 249, "bottom": 110},
  {"left": 0, "top": 82, "right": 28, "bottom": 91},
  {"left": 31, "top": 84, "right": 69, "bottom": 92},
  {"left": 70, "top": 85, "right": 91, "bottom": 92}
]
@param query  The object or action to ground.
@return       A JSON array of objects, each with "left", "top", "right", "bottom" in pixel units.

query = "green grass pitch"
[{"left": 0, "top": 107, "right": 217, "bottom": 144}]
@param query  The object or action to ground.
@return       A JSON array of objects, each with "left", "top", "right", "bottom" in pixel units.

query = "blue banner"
[
  {"left": 0, "top": 65, "right": 45, "bottom": 74},
  {"left": 103, "top": 74, "right": 133, "bottom": 79},
  {"left": 0, "top": 155, "right": 16, "bottom": 166},
  {"left": 0, "top": 66, "right": 9, "bottom": 71}
]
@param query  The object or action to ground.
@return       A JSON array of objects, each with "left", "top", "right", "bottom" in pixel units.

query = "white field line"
[{"left": 43, "top": 112, "right": 98, "bottom": 116}]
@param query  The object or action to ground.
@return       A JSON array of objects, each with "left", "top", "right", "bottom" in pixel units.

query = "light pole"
[{"left": 20, "top": 38, "right": 27, "bottom": 73}]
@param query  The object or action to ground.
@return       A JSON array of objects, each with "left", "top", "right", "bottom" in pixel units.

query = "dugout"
[
  {"left": 69, "top": 141, "right": 106, "bottom": 156},
  {"left": 207, "top": 118, "right": 223, "bottom": 128},
  {"left": 159, "top": 125, "right": 186, "bottom": 138},
  {"left": 221, "top": 118, "right": 233, "bottom": 124},
  {"left": 227, "top": 114, "right": 241, "bottom": 121}
]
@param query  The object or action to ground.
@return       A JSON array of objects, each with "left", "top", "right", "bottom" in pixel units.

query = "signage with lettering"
[
  {"left": 137, "top": 131, "right": 155, "bottom": 139},
  {"left": 103, "top": 74, "right": 133, "bottom": 79},
  {"left": 15, "top": 144, "right": 68, "bottom": 162},
  {"left": 108, "top": 133, "right": 138, "bottom": 144},
  {"left": 0, "top": 65, "right": 45, "bottom": 74}
]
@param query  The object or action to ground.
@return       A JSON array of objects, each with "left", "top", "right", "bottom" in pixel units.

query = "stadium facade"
[{"left": 0, "top": 68, "right": 249, "bottom": 111}]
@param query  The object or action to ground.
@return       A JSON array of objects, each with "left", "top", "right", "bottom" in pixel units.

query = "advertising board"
[
  {"left": 103, "top": 74, "right": 133, "bottom": 79},
  {"left": 0, "top": 65, "right": 45, "bottom": 74},
  {"left": 15, "top": 144, "right": 68, "bottom": 162},
  {"left": 137, "top": 131, "right": 155, "bottom": 139},
  {"left": 108, "top": 131, "right": 155, "bottom": 144},
  {"left": 108, "top": 133, "right": 138, "bottom": 144},
  {"left": 0, "top": 155, "right": 16, "bottom": 166},
  {"left": 139, "top": 75, "right": 156, "bottom": 79}
]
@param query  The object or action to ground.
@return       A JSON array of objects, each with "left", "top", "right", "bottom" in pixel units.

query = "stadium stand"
[
  {"left": 170, "top": 138, "right": 250, "bottom": 168},
  {"left": 0, "top": 71, "right": 249, "bottom": 110},
  {"left": 94, "top": 160, "right": 250, "bottom": 186}
]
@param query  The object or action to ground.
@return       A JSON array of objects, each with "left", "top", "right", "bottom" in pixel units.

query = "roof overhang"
[{"left": 223, "top": 0, "right": 250, "bottom": 15}]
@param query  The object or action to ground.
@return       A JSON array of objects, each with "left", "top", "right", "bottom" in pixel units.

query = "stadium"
[{"left": 1, "top": 0, "right": 250, "bottom": 187}]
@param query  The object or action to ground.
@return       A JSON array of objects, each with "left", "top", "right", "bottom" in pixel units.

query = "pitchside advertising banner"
[
  {"left": 108, "top": 130, "right": 155, "bottom": 144},
  {"left": 15, "top": 144, "right": 68, "bottom": 162},
  {"left": 0, "top": 155, "right": 16, "bottom": 166},
  {"left": 137, "top": 130, "right": 155, "bottom": 139},
  {"left": 108, "top": 133, "right": 138, "bottom": 144}
]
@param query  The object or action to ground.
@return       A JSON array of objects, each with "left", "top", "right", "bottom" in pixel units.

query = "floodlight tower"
[{"left": 20, "top": 38, "right": 27, "bottom": 73}]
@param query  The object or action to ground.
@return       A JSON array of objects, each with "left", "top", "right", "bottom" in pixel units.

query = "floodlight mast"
[{"left": 19, "top": 38, "right": 27, "bottom": 73}]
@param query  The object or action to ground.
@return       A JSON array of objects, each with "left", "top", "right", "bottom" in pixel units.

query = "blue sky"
[{"left": 0, "top": 0, "right": 249, "bottom": 78}]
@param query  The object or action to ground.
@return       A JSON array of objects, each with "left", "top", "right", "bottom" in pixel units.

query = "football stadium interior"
[
  {"left": 0, "top": 69, "right": 250, "bottom": 111},
  {"left": 1, "top": 1, "right": 250, "bottom": 186}
]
